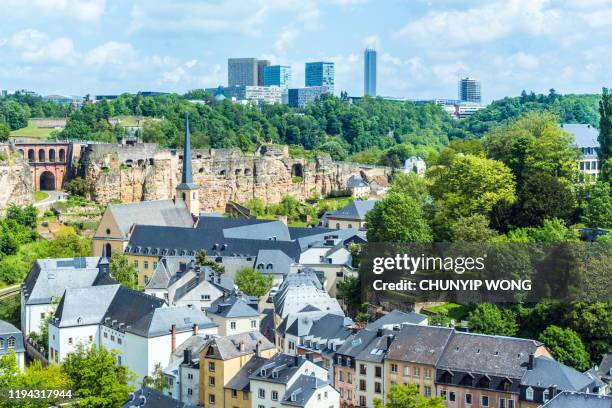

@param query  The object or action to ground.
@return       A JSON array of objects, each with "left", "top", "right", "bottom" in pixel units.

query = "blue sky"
[{"left": 0, "top": 0, "right": 611, "bottom": 102}]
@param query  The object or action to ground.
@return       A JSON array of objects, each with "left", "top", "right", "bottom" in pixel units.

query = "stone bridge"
[{"left": 14, "top": 141, "right": 72, "bottom": 191}]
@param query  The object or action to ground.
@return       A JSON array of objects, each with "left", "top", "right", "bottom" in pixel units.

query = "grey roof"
[
  {"left": 133, "top": 306, "right": 216, "bottom": 338},
  {"left": 561, "top": 123, "right": 599, "bottom": 148},
  {"left": 53, "top": 285, "right": 120, "bottom": 327},
  {"left": 146, "top": 256, "right": 194, "bottom": 290},
  {"left": 223, "top": 221, "right": 291, "bottom": 241},
  {"left": 205, "top": 331, "right": 275, "bottom": 360},
  {"left": 22, "top": 257, "right": 107, "bottom": 305},
  {"left": 255, "top": 249, "right": 294, "bottom": 275},
  {"left": 541, "top": 391, "right": 612, "bottom": 408},
  {"left": 306, "top": 314, "right": 353, "bottom": 341},
  {"left": 596, "top": 354, "right": 612, "bottom": 380},
  {"left": 282, "top": 375, "right": 331, "bottom": 407},
  {"left": 170, "top": 334, "right": 212, "bottom": 364},
  {"left": 249, "top": 353, "right": 305, "bottom": 384},
  {"left": 522, "top": 355, "right": 600, "bottom": 392},
  {"left": 326, "top": 199, "right": 377, "bottom": 221},
  {"left": 0, "top": 319, "right": 25, "bottom": 354},
  {"left": 355, "top": 329, "right": 397, "bottom": 363},
  {"left": 437, "top": 331, "right": 545, "bottom": 378},
  {"left": 366, "top": 310, "right": 427, "bottom": 330},
  {"left": 336, "top": 329, "right": 378, "bottom": 358},
  {"left": 121, "top": 387, "right": 193, "bottom": 408},
  {"left": 386, "top": 325, "right": 454, "bottom": 366},
  {"left": 347, "top": 175, "right": 369, "bottom": 188},
  {"left": 225, "top": 356, "right": 270, "bottom": 391},
  {"left": 207, "top": 295, "right": 259, "bottom": 318},
  {"left": 109, "top": 199, "right": 194, "bottom": 237}
]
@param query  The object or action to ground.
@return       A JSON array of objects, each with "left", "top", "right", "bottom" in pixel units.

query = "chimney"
[
  {"left": 256, "top": 341, "right": 261, "bottom": 357},
  {"left": 294, "top": 355, "right": 300, "bottom": 366},
  {"left": 183, "top": 349, "right": 192, "bottom": 365},
  {"left": 386, "top": 335, "right": 395, "bottom": 349},
  {"left": 239, "top": 341, "right": 245, "bottom": 352},
  {"left": 193, "top": 323, "right": 198, "bottom": 336},
  {"left": 528, "top": 353, "right": 534, "bottom": 370},
  {"left": 305, "top": 352, "right": 313, "bottom": 362},
  {"left": 171, "top": 324, "right": 177, "bottom": 352},
  {"left": 376, "top": 328, "right": 383, "bottom": 337}
]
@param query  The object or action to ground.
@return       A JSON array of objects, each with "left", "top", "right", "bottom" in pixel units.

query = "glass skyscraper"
[
  {"left": 458, "top": 77, "right": 482, "bottom": 104},
  {"left": 364, "top": 48, "right": 377, "bottom": 96},
  {"left": 305, "top": 62, "right": 334, "bottom": 94},
  {"left": 263, "top": 65, "right": 292, "bottom": 90}
]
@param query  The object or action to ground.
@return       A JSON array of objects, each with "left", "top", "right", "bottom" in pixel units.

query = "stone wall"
[
  {"left": 79, "top": 142, "right": 390, "bottom": 212},
  {"left": 0, "top": 145, "right": 34, "bottom": 208}
]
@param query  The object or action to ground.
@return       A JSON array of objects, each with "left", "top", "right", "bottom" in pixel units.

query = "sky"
[{"left": 0, "top": 0, "right": 611, "bottom": 102}]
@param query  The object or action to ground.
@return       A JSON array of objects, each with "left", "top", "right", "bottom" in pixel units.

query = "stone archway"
[{"left": 40, "top": 171, "right": 55, "bottom": 191}]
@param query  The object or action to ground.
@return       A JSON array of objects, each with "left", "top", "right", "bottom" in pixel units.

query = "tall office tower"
[
  {"left": 458, "top": 77, "right": 482, "bottom": 104},
  {"left": 263, "top": 65, "right": 292, "bottom": 90},
  {"left": 305, "top": 62, "right": 335, "bottom": 94},
  {"left": 257, "top": 60, "right": 271, "bottom": 86},
  {"left": 228, "top": 58, "right": 258, "bottom": 87},
  {"left": 364, "top": 48, "right": 377, "bottom": 96}
]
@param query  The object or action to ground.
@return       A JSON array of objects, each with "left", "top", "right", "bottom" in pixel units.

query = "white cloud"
[
  {"left": 23, "top": 37, "right": 76, "bottom": 63},
  {"left": 431, "top": 62, "right": 469, "bottom": 84},
  {"left": 85, "top": 42, "right": 137, "bottom": 66},
  {"left": 510, "top": 52, "right": 540, "bottom": 70},
  {"left": 363, "top": 35, "right": 380, "bottom": 50},
  {"left": 0, "top": 0, "right": 106, "bottom": 22},
  {"left": 274, "top": 27, "right": 300, "bottom": 52},
  {"left": 0, "top": 29, "right": 77, "bottom": 64}
]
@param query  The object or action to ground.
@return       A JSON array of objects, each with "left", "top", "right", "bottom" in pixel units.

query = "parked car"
[{"left": 267, "top": 287, "right": 279, "bottom": 303}]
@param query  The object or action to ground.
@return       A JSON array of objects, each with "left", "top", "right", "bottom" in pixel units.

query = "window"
[
  {"left": 481, "top": 395, "right": 489, "bottom": 407},
  {"left": 347, "top": 390, "right": 352, "bottom": 400},
  {"left": 251, "top": 320, "right": 257, "bottom": 328},
  {"left": 318, "top": 393, "right": 321, "bottom": 400},
  {"left": 508, "top": 400, "right": 515, "bottom": 408},
  {"left": 153, "top": 262, "right": 158, "bottom": 269},
  {"left": 0, "top": 339, "right": 3, "bottom": 348},
  {"left": 359, "top": 396, "right": 366, "bottom": 407},
  {"left": 209, "top": 362, "right": 215, "bottom": 372},
  {"left": 403, "top": 366, "right": 410, "bottom": 376},
  {"left": 543, "top": 390, "right": 550, "bottom": 402},
  {"left": 324, "top": 391, "right": 328, "bottom": 398},
  {"left": 500, "top": 399, "right": 506, "bottom": 408},
  {"left": 144, "top": 275, "right": 149, "bottom": 284},
  {"left": 359, "top": 380, "right": 366, "bottom": 392},
  {"left": 209, "top": 394, "right": 216, "bottom": 405},
  {"left": 230, "top": 321, "right": 237, "bottom": 330},
  {"left": 258, "top": 389, "right": 265, "bottom": 399},
  {"left": 503, "top": 382, "right": 511, "bottom": 392},
  {"left": 424, "top": 368, "right": 431, "bottom": 379},
  {"left": 359, "top": 364, "right": 366, "bottom": 375},
  {"left": 375, "top": 366, "right": 382, "bottom": 378},
  {"left": 243, "top": 391, "right": 249, "bottom": 400},
  {"left": 412, "top": 366, "right": 420, "bottom": 377},
  {"left": 347, "top": 372, "right": 352, "bottom": 384},
  {"left": 390, "top": 363, "right": 398, "bottom": 373},
  {"left": 374, "top": 382, "right": 381, "bottom": 394},
  {"left": 187, "top": 388, "right": 193, "bottom": 396},
  {"left": 68, "top": 337, "right": 73, "bottom": 345},
  {"left": 288, "top": 341, "right": 295, "bottom": 350},
  {"left": 104, "top": 332, "right": 108, "bottom": 338},
  {"left": 449, "top": 392, "right": 456, "bottom": 402},
  {"left": 118, "top": 356, "right": 122, "bottom": 366},
  {"left": 231, "top": 390, "right": 237, "bottom": 398},
  {"left": 40, "top": 313, "right": 45, "bottom": 319},
  {"left": 465, "top": 393, "right": 472, "bottom": 404},
  {"left": 525, "top": 387, "right": 534, "bottom": 401},
  {"left": 144, "top": 261, "right": 149, "bottom": 269},
  {"left": 440, "top": 390, "right": 447, "bottom": 400},
  {"left": 272, "top": 391, "right": 278, "bottom": 401},
  {"left": 424, "top": 386, "right": 431, "bottom": 397},
  {"left": 133, "top": 260, "right": 139, "bottom": 269},
  {"left": 339, "top": 371, "right": 344, "bottom": 382},
  {"left": 111, "top": 335, "right": 115, "bottom": 341},
  {"left": 187, "top": 373, "right": 193, "bottom": 380},
  {"left": 118, "top": 338, "right": 122, "bottom": 345},
  {"left": 209, "top": 376, "right": 215, "bottom": 386},
  {"left": 89, "top": 335, "right": 93, "bottom": 342}
]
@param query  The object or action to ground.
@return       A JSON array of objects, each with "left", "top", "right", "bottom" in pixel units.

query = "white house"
[
  {"left": 48, "top": 284, "right": 218, "bottom": 382},
  {"left": 0, "top": 320, "right": 26, "bottom": 371},
  {"left": 206, "top": 294, "right": 261, "bottom": 336},
  {"left": 163, "top": 334, "right": 211, "bottom": 402},
  {"left": 404, "top": 156, "right": 426, "bottom": 176}
]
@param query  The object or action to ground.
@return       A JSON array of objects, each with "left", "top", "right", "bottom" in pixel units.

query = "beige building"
[
  {"left": 199, "top": 331, "right": 276, "bottom": 408},
  {"left": 321, "top": 199, "right": 377, "bottom": 230},
  {"left": 206, "top": 295, "right": 261, "bottom": 336}
]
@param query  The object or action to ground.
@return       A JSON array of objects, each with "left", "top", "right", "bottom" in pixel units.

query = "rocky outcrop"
[
  {"left": 0, "top": 145, "right": 34, "bottom": 208},
  {"left": 79, "top": 143, "right": 389, "bottom": 212}
]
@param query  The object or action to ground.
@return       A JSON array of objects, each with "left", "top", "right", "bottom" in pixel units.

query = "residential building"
[
  {"left": 280, "top": 373, "right": 340, "bottom": 408},
  {"left": 121, "top": 387, "right": 192, "bottom": 408},
  {"left": 364, "top": 48, "right": 377, "bottom": 97},
  {"left": 254, "top": 249, "right": 295, "bottom": 285},
  {"left": 225, "top": 355, "right": 271, "bottom": 408},
  {"left": 305, "top": 62, "right": 334, "bottom": 94},
  {"left": 48, "top": 284, "right": 217, "bottom": 382},
  {"left": 520, "top": 355, "right": 608, "bottom": 407},
  {"left": 320, "top": 199, "right": 378, "bottom": 230},
  {"left": 206, "top": 294, "right": 261, "bottom": 336},
  {"left": 264, "top": 65, "right": 291, "bottom": 90},
  {"left": 334, "top": 329, "right": 378, "bottom": 407},
  {"left": 163, "top": 334, "right": 212, "bottom": 402},
  {"left": 199, "top": 331, "right": 276, "bottom": 407},
  {"left": 458, "top": 77, "right": 481, "bottom": 104},
  {"left": 248, "top": 353, "right": 330, "bottom": 408},
  {"left": 385, "top": 325, "right": 453, "bottom": 401},
  {"left": 593, "top": 354, "right": 612, "bottom": 386},
  {"left": 347, "top": 175, "right": 370, "bottom": 198},
  {"left": 229, "top": 58, "right": 259, "bottom": 87},
  {"left": 288, "top": 86, "right": 329, "bottom": 108},
  {"left": 354, "top": 328, "right": 397, "bottom": 408},
  {"left": 369, "top": 177, "right": 389, "bottom": 196},
  {"left": 561, "top": 123, "right": 600, "bottom": 179},
  {"left": 0, "top": 320, "right": 25, "bottom": 371},
  {"left": 435, "top": 332, "right": 552, "bottom": 408},
  {"left": 20, "top": 256, "right": 115, "bottom": 336},
  {"left": 404, "top": 156, "right": 427, "bottom": 176},
  {"left": 540, "top": 391, "right": 612, "bottom": 408},
  {"left": 365, "top": 310, "right": 428, "bottom": 331}
]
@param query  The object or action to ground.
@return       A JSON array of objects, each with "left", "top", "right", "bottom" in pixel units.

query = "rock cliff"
[
  {"left": 0, "top": 145, "right": 34, "bottom": 208},
  {"left": 79, "top": 143, "right": 389, "bottom": 212}
]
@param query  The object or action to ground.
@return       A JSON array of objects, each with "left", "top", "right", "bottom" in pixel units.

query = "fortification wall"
[{"left": 0, "top": 145, "right": 33, "bottom": 208}]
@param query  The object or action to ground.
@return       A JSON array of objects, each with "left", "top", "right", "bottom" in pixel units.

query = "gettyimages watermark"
[{"left": 360, "top": 242, "right": 611, "bottom": 304}]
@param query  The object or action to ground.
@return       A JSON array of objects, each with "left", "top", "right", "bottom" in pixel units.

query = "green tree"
[
  {"left": 110, "top": 252, "right": 137, "bottom": 289},
  {"left": 599, "top": 88, "right": 612, "bottom": 182},
  {"left": 65, "top": 177, "right": 90, "bottom": 198},
  {"left": 0, "top": 123, "right": 10, "bottom": 142},
  {"left": 62, "top": 344, "right": 135, "bottom": 408},
  {"left": 15, "top": 361, "right": 72, "bottom": 408},
  {"left": 196, "top": 249, "right": 225, "bottom": 275},
  {"left": 373, "top": 383, "right": 444, "bottom": 408},
  {"left": 0, "top": 350, "right": 20, "bottom": 389},
  {"left": 366, "top": 193, "right": 433, "bottom": 243},
  {"left": 142, "top": 363, "right": 168, "bottom": 392},
  {"left": 450, "top": 214, "right": 498, "bottom": 242},
  {"left": 336, "top": 277, "right": 361, "bottom": 315},
  {"left": 538, "top": 325, "right": 591, "bottom": 371},
  {"left": 581, "top": 181, "right": 612, "bottom": 228},
  {"left": 388, "top": 172, "right": 429, "bottom": 205},
  {"left": 234, "top": 267, "right": 273, "bottom": 297},
  {"left": 6, "top": 204, "right": 38, "bottom": 229},
  {"left": 468, "top": 303, "right": 518, "bottom": 336}
]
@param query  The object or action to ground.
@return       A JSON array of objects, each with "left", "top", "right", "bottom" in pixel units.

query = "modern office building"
[
  {"left": 458, "top": 77, "right": 481, "bottom": 104},
  {"left": 305, "top": 62, "right": 335, "bottom": 94},
  {"left": 263, "top": 65, "right": 292, "bottom": 90},
  {"left": 364, "top": 48, "right": 377, "bottom": 96},
  {"left": 228, "top": 58, "right": 257, "bottom": 87},
  {"left": 257, "top": 59, "right": 270, "bottom": 86},
  {"left": 288, "top": 86, "right": 329, "bottom": 108}
]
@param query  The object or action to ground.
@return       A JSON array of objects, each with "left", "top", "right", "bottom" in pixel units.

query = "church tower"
[{"left": 176, "top": 113, "right": 200, "bottom": 217}]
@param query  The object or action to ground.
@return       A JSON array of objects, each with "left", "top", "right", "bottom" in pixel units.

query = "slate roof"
[
  {"left": 0, "top": 319, "right": 25, "bottom": 354},
  {"left": 53, "top": 285, "right": 120, "bottom": 327},
  {"left": 127, "top": 306, "right": 216, "bottom": 338},
  {"left": 365, "top": 310, "right": 427, "bottom": 331},
  {"left": 326, "top": 199, "right": 378, "bottom": 221},
  {"left": 347, "top": 175, "right": 369, "bottom": 188},
  {"left": 437, "top": 332, "right": 545, "bottom": 378},
  {"left": 146, "top": 256, "right": 194, "bottom": 290},
  {"left": 355, "top": 329, "right": 397, "bottom": 363},
  {"left": 223, "top": 221, "right": 291, "bottom": 241},
  {"left": 255, "top": 249, "right": 294, "bottom": 275},
  {"left": 225, "top": 356, "right": 270, "bottom": 391},
  {"left": 121, "top": 386, "right": 194, "bottom": 408},
  {"left": 335, "top": 329, "right": 378, "bottom": 358},
  {"left": 170, "top": 334, "right": 212, "bottom": 364},
  {"left": 306, "top": 314, "right": 353, "bottom": 341},
  {"left": 207, "top": 295, "right": 259, "bottom": 318},
  {"left": 522, "top": 355, "right": 601, "bottom": 392},
  {"left": 249, "top": 353, "right": 305, "bottom": 384},
  {"left": 108, "top": 199, "right": 194, "bottom": 238},
  {"left": 282, "top": 374, "right": 331, "bottom": 407},
  {"left": 541, "top": 391, "right": 612, "bottom": 408},
  {"left": 22, "top": 257, "right": 108, "bottom": 305},
  {"left": 561, "top": 123, "right": 599, "bottom": 148},
  {"left": 596, "top": 354, "right": 612, "bottom": 381},
  {"left": 385, "top": 325, "right": 454, "bottom": 366},
  {"left": 204, "top": 331, "right": 274, "bottom": 360}
]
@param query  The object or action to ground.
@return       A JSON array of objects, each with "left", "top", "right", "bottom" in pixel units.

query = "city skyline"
[{"left": 0, "top": 1, "right": 611, "bottom": 101}]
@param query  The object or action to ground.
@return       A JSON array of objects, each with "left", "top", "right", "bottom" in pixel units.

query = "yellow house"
[
  {"left": 322, "top": 199, "right": 377, "bottom": 230},
  {"left": 199, "top": 331, "right": 276, "bottom": 408},
  {"left": 223, "top": 355, "right": 271, "bottom": 408}
]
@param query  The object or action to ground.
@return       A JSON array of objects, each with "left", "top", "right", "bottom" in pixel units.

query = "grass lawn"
[
  {"left": 424, "top": 303, "right": 471, "bottom": 321},
  {"left": 10, "top": 122, "right": 59, "bottom": 138},
  {"left": 34, "top": 191, "right": 49, "bottom": 202}
]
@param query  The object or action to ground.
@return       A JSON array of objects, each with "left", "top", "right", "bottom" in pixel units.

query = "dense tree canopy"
[{"left": 366, "top": 193, "right": 433, "bottom": 242}]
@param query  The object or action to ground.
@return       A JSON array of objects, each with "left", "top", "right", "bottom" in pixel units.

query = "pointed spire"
[{"left": 181, "top": 112, "right": 193, "bottom": 185}]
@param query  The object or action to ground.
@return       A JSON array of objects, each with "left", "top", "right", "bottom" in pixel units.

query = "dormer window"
[
  {"left": 272, "top": 371, "right": 278, "bottom": 378},
  {"left": 291, "top": 393, "right": 297, "bottom": 402},
  {"left": 260, "top": 369, "right": 266, "bottom": 377},
  {"left": 526, "top": 387, "right": 534, "bottom": 401},
  {"left": 7, "top": 337, "right": 15, "bottom": 348},
  {"left": 543, "top": 390, "right": 550, "bottom": 402}
]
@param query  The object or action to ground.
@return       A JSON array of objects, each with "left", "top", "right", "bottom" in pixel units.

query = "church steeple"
[{"left": 176, "top": 113, "right": 200, "bottom": 217}]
